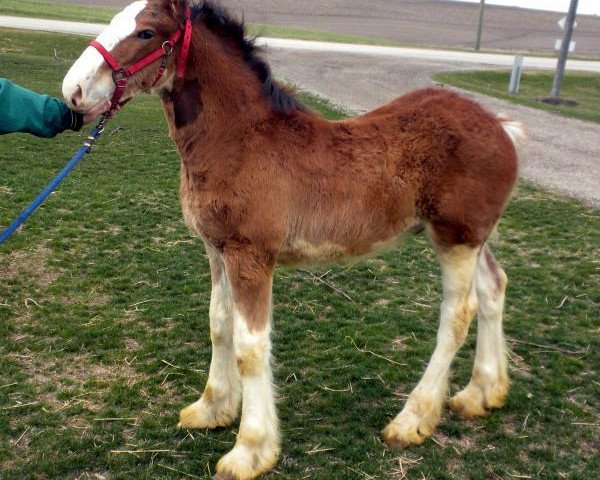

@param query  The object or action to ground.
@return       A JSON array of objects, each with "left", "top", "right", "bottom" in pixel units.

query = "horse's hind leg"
[
  {"left": 383, "top": 244, "right": 479, "bottom": 447},
  {"left": 449, "top": 244, "right": 509, "bottom": 419},
  {"left": 179, "top": 246, "right": 241, "bottom": 429}
]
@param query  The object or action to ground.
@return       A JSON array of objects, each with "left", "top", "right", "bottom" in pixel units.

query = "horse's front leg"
[
  {"left": 215, "top": 249, "right": 280, "bottom": 480},
  {"left": 179, "top": 246, "right": 241, "bottom": 429}
]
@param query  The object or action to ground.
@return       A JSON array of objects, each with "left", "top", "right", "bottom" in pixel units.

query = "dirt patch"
[
  {"left": 9, "top": 349, "right": 146, "bottom": 412},
  {"left": 508, "top": 349, "right": 533, "bottom": 380},
  {"left": 1, "top": 245, "right": 61, "bottom": 288},
  {"left": 375, "top": 298, "right": 391, "bottom": 308},
  {"left": 503, "top": 413, "right": 524, "bottom": 436},
  {"left": 433, "top": 430, "right": 476, "bottom": 451},
  {"left": 56, "top": 291, "right": 111, "bottom": 307},
  {"left": 0, "top": 47, "right": 25, "bottom": 54},
  {"left": 391, "top": 336, "right": 410, "bottom": 351},
  {"left": 446, "top": 456, "right": 464, "bottom": 473},
  {"left": 123, "top": 338, "right": 140, "bottom": 351},
  {"left": 74, "top": 473, "right": 110, "bottom": 480},
  {"left": 578, "top": 438, "right": 599, "bottom": 455}
]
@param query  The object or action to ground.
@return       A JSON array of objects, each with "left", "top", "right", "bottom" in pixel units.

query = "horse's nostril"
[{"left": 71, "top": 85, "right": 83, "bottom": 108}]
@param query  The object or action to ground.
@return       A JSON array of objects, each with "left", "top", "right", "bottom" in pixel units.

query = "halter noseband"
[{"left": 90, "top": 4, "right": 193, "bottom": 114}]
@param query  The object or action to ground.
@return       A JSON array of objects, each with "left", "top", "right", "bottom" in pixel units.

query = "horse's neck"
[{"left": 160, "top": 28, "right": 271, "bottom": 160}]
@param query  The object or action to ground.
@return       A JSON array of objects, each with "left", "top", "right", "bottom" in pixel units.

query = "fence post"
[
  {"left": 475, "top": 0, "right": 486, "bottom": 51},
  {"left": 509, "top": 55, "right": 524, "bottom": 94}
]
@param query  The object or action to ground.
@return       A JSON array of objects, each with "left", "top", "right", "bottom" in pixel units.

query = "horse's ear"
[{"left": 170, "top": 0, "right": 189, "bottom": 18}]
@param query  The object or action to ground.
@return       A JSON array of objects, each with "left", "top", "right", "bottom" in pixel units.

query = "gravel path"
[
  {"left": 2, "top": 15, "right": 598, "bottom": 207},
  {"left": 267, "top": 49, "right": 599, "bottom": 207}
]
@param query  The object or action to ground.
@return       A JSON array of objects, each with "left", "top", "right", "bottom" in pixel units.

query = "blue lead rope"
[{"left": 0, "top": 115, "right": 109, "bottom": 245}]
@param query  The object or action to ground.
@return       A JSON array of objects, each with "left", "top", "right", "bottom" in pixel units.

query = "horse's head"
[{"left": 62, "top": 0, "right": 190, "bottom": 114}]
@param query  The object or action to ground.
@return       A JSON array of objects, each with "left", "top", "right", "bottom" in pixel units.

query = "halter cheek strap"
[
  {"left": 90, "top": 4, "right": 192, "bottom": 114},
  {"left": 177, "top": 5, "right": 193, "bottom": 78}
]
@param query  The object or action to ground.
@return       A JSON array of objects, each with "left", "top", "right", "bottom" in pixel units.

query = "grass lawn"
[
  {"left": 435, "top": 70, "right": 600, "bottom": 124},
  {"left": 0, "top": 0, "right": 117, "bottom": 24},
  {"left": 1, "top": 29, "right": 599, "bottom": 480}
]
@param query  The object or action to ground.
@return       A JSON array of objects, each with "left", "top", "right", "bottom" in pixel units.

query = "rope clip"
[
  {"left": 96, "top": 113, "right": 110, "bottom": 133},
  {"left": 162, "top": 41, "right": 175, "bottom": 55}
]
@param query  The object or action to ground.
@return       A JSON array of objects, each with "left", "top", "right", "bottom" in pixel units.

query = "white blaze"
[{"left": 62, "top": 0, "right": 148, "bottom": 109}]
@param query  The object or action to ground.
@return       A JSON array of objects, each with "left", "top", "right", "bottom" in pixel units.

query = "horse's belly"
[
  {"left": 277, "top": 239, "right": 349, "bottom": 265},
  {"left": 276, "top": 230, "right": 410, "bottom": 267}
]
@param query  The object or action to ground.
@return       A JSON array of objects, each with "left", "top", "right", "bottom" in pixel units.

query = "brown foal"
[{"left": 62, "top": 1, "right": 524, "bottom": 478}]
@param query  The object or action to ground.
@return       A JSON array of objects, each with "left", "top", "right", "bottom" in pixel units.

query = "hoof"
[
  {"left": 215, "top": 442, "right": 279, "bottom": 480},
  {"left": 178, "top": 393, "right": 239, "bottom": 430},
  {"left": 214, "top": 472, "right": 237, "bottom": 480},
  {"left": 448, "top": 391, "right": 489, "bottom": 420},
  {"left": 381, "top": 420, "right": 429, "bottom": 448},
  {"left": 449, "top": 383, "right": 507, "bottom": 420},
  {"left": 381, "top": 401, "right": 440, "bottom": 448}
]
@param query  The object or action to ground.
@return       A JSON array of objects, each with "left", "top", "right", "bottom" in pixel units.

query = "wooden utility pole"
[
  {"left": 550, "top": 0, "right": 579, "bottom": 100},
  {"left": 475, "top": 0, "right": 486, "bottom": 51}
]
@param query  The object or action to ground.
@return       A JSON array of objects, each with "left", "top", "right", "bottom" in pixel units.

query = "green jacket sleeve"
[{"left": 0, "top": 78, "right": 84, "bottom": 138}]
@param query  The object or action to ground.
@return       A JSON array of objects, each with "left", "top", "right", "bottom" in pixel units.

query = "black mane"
[{"left": 191, "top": 1, "right": 305, "bottom": 114}]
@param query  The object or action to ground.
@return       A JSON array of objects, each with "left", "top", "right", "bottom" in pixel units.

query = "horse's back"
[
  {"left": 346, "top": 87, "right": 519, "bottom": 247},
  {"left": 401, "top": 88, "right": 519, "bottom": 246}
]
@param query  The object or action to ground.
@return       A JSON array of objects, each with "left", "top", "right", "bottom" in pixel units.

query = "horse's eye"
[{"left": 137, "top": 30, "right": 155, "bottom": 40}]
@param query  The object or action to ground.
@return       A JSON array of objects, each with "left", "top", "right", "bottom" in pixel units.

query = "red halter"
[{"left": 90, "top": 4, "right": 193, "bottom": 114}]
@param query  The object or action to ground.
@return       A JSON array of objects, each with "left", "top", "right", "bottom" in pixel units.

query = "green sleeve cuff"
[
  {"left": 0, "top": 78, "right": 76, "bottom": 137},
  {"left": 62, "top": 108, "right": 84, "bottom": 132}
]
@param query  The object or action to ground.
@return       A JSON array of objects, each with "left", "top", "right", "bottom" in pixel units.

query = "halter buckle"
[{"left": 112, "top": 68, "right": 126, "bottom": 83}]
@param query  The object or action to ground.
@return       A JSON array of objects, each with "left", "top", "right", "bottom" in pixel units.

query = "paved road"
[
  {"left": 1, "top": 16, "right": 598, "bottom": 207},
  {"left": 41, "top": 0, "right": 600, "bottom": 56},
  {"left": 2, "top": 16, "right": 600, "bottom": 73}
]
